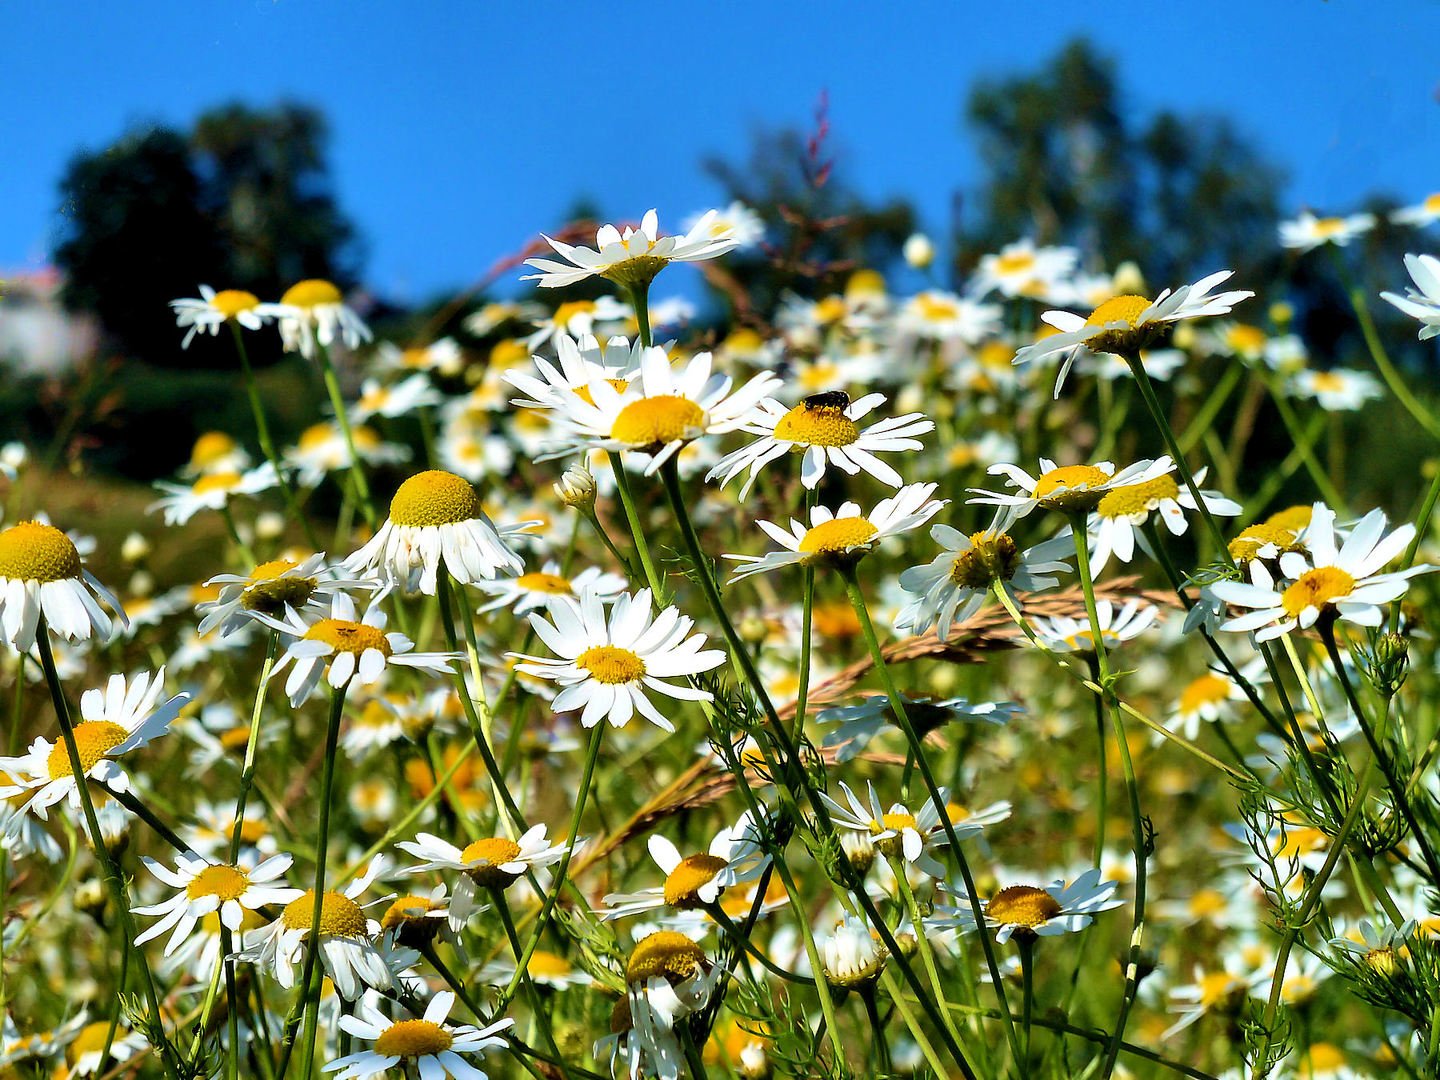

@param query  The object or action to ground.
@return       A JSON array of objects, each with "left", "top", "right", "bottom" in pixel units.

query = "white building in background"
[{"left": 0, "top": 268, "right": 98, "bottom": 375}]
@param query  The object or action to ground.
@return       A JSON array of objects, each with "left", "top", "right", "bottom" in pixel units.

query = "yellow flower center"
[
  {"left": 663, "top": 853, "right": 730, "bottom": 908},
  {"left": 872, "top": 812, "right": 918, "bottom": 834},
  {"left": 401, "top": 346, "right": 432, "bottom": 369},
  {"left": 46, "top": 721, "right": 128, "bottom": 780},
  {"left": 280, "top": 279, "right": 342, "bottom": 309},
  {"left": 845, "top": 269, "right": 886, "bottom": 301},
  {"left": 1032, "top": 465, "right": 1112, "bottom": 511},
  {"left": 723, "top": 328, "right": 763, "bottom": 354},
  {"left": 186, "top": 864, "right": 250, "bottom": 902},
  {"left": 946, "top": 802, "right": 971, "bottom": 824},
  {"left": 1095, "top": 474, "right": 1180, "bottom": 519},
  {"left": 69, "top": 1022, "right": 127, "bottom": 1064},
  {"left": 209, "top": 290, "right": 261, "bottom": 320},
  {"left": 1198, "top": 971, "right": 1246, "bottom": 1009},
  {"left": 988, "top": 885, "right": 1062, "bottom": 928},
  {"left": 372, "top": 1019, "right": 454, "bottom": 1059},
  {"left": 1301, "top": 1043, "right": 1346, "bottom": 1073},
  {"left": 573, "top": 378, "right": 632, "bottom": 406},
  {"left": 1186, "top": 888, "right": 1227, "bottom": 918},
  {"left": 389, "top": 470, "right": 481, "bottom": 527},
  {"left": 1310, "top": 371, "right": 1345, "bottom": 393},
  {"left": 994, "top": 252, "right": 1036, "bottom": 275},
  {"left": 241, "top": 560, "right": 317, "bottom": 615},
  {"left": 459, "top": 836, "right": 523, "bottom": 887},
  {"left": 812, "top": 295, "right": 847, "bottom": 325},
  {"left": 527, "top": 950, "right": 574, "bottom": 980},
  {"left": 1086, "top": 294, "right": 1151, "bottom": 329},
  {"left": 949, "top": 531, "right": 1021, "bottom": 589},
  {"left": 626, "top": 930, "right": 706, "bottom": 985},
  {"left": 797, "top": 516, "right": 879, "bottom": 555},
  {"left": 1225, "top": 323, "right": 1266, "bottom": 355},
  {"left": 303, "top": 619, "right": 391, "bottom": 657},
  {"left": 772, "top": 402, "right": 859, "bottom": 447},
  {"left": 1179, "top": 674, "right": 1231, "bottom": 714},
  {"left": 281, "top": 890, "right": 367, "bottom": 937},
  {"left": 1366, "top": 946, "right": 1398, "bottom": 977},
  {"left": 1281, "top": 567, "right": 1356, "bottom": 617},
  {"left": 550, "top": 300, "right": 597, "bottom": 327},
  {"left": 516, "top": 572, "right": 573, "bottom": 595},
  {"left": 191, "top": 431, "right": 239, "bottom": 467},
  {"left": 576, "top": 645, "right": 646, "bottom": 685},
  {"left": 1266, "top": 505, "right": 1313, "bottom": 532},
  {"left": 192, "top": 471, "right": 243, "bottom": 496},
  {"left": 1228, "top": 523, "right": 1298, "bottom": 563},
  {"left": 610, "top": 395, "right": 705, "bottom": 449},
  {"left": 0, "top": 521, "right": 82, "bottom": 583},
  {"left": 1311, "top": 217, "right": 1347, "bottom": 238},
  {"left": 382, "top": 894, "right": 439, "bottom": 930}
]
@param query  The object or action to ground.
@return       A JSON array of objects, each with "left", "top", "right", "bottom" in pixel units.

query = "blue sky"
[{"left": 4, "top": 1, "right": 1438, "bottom": 302}]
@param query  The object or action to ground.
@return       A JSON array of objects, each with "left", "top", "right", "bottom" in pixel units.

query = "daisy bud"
[
  {"left": 1371, "top": 632, "right": 1410, "bottom": 696},
  {"left": 821, "top": 914, "right": 887, "bottom": 990},
  {"left": 555, "top": 464, "right": 597, "bottom": 512},
  {"left": 903, "top": 233, "right": 934, "bottom": 269},
  {"left": 120, "top": 532, "right": 151, "bottom": 563},
  {"left": 1112, "top": 260, "right": 1146, "bottom": 295},
  {"left": 255, "top": 511, "right": 287, "bottom": 541},
  {"left": 840, "top": 830, "right": 876, "bottom": 874},
  {"left": 75, "top": 877, "right": 109, "bottom": 921},
  {"left": 1269, "top": 300, "right": 1294, "bottom": 328},
  {"left": 737, "top": 615, "right": 769, "bottom": 646},
  {"left": 128, "top": 570, "right": 154, "bottom": 598}
]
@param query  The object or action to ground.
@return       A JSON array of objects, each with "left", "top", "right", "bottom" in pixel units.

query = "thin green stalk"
[
  {"left": 1342, "top": 276, "right": 1440, "bottom": 440},
  {"left": 1178, "top": 362, "right": 1243, "bottom": 456},
  {"left": 861, "top": 988, "right": 892, "bottom": 1074},
  {"left": 1261, "top": 373, "right": 1347, "bottom": 511},
  {"left": 767, "top": 854, "right": 845, "bottom": 1066},
  {"left": 315, "top": 340, "right": 378, "bottom": 527},
  {"left": 610, "top": 456, "right": 666, "bottom": 599},
  {"left": 219, "top": 505, "right": 257, "bottom": 568},
  {"left": 1018, "top": 935, "right": 1035, "bottom": 1066},
  {"left": 490, "top": 888, "right": 575, "bottom": 1080},
  {"left": 887, "top": 853, "right": 967, "bottom": 1053},
  {"left": 231, "top": 630, "right": 281, "bottom": 863},
  {"left": 35, "top": 622, "right": 179, "bottom": 1080}
]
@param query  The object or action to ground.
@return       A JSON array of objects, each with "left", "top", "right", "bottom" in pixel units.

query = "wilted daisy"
[
  {"left": 0, "top": 519, "right": 123, "bottom": 650},
  {"left": 726, "top": 483, "right": 945, "bottom": 579},
  {"left": 707, "top": 391, "right": 933, "bottom": 497},
  {"left": 397, "top": 824, "right": 568, "bottom": 930},
  {"left": 622, "top": 931, "right": 722, "bottom": 1078},
  {"left": 511, "top": 588, "right": 724, "bottom": 731},
  {"left": 241, "top": 856, "right": 391, "bottom": 1000},
  {"left": 324, "top": 991, "right": 513, "bottom": 1080},
  {"left": 133, "top": 851, "right": 303, "bottom": 957},
  {"left": 1086, "top": 461, "right": 1241, "bottom": 573},
  {"left": 263, "top": 591, "right": 459, "bottom": 705},
  {"left": 896, "top": 517, "right": 1073, "bottom": 640},
  {"left": 170, "top": 285, "right": 272, "bottom": 349},
  {"left": 350, "top": 374, "right": 445, "bottom": 423},
  {"left": 932, "top": 867, "right": 1123, "bottom": 944},
  {"left": 1289, "top": 368, "right": 1383, "bottom": 411},
  {"left": 0, "top": 667, "right": 186, "bottom": 822},
  {"left": 272, "top": 278, "right": 372, "bottom": 359},
  {"left": 970, "top": 457, "right": 1173, "bottom": 521},
  {"left": 148, "top": 462, "right": 279, "bottom": 526},
  {"left": 1030, "top": 599, "right": 1162, "bottom": 653},
  {"left": 598, "top": 813, "right": 770, "bottom": 920},
  {"left": 197, "top": 553, "right": 370, "bottom": 638},
  {"left": 475, "top": 562, "right": 626, "bottom": 617},
  {"left": 346, "top": 469, "right": 532, "bottom": 593},
  {"left": 1380, "top": 253, "right": 1440, "bottom": 340},
  {"left": 523, "top": 208, "right": 739, "bottom": 289},
  {"left": 1212, "top": 503, "right": 1433, "bottom": 640},
  {"left": 1013, "top": 270, "right": 1253, "bottom": 396},
  {"left": 1279, "top": 211, "right": 1376, "bottom": 254},
  {"left": 542, "top": 346, "right": 779, "bottom": 474}
]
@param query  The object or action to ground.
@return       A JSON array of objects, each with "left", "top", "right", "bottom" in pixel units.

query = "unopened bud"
[
  {"left": 555, "top": 464, "right": 596, "bottom": 512},
  {"left": 1269, "top": 301, "right": 1294, "bottom": 329},
  {"left": 737, "top": 616, "right": 769, "bottom": 646},
  {"left": 1372, "top": 632, "right": 1410, "bottom": 696},
  {"left": 120, "top": 532, "right": 151, "bottom": 564},
  {"left": 1112, "top": 261, "right": 1146, "bottom": 296},
  {"left": 903, "top": 233, "right": 934, "bottom": 269},
  {"left": 75, "top": 878, "right": 108, "bottom": 921},
  {"left": 255, "top": 511, "right": 286, "bottom": 541}
]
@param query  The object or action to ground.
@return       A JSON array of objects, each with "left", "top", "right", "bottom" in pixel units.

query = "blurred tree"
[{"left": 54, "top": 102, "right": 360, "bottom": 370}]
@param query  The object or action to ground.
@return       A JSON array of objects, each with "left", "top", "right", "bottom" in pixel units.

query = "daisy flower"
[
  {"left": 132, "top": 851, "right": 303, "bottom": 957},
  {"left": 349, "top": 374, "right": 445, "bottom": 423},
  {"left": 820, "top": 914, "right": 888, "bottom": 989},
  {"left": 1169, "top": 669, "right": 1250, "bottom": 741},
  {"left": 511, "top": 588, "right": 723, "bottom": 731},
  {"left": 1029, "top": 598, "right": 1162, "bottom": 653},
  {"left": 377, "top": 884, "right": 455, "bottom": 949},
  {"left": 477, "top": 949, "right": 594, "bottom": 992},
  {"left": 725, "top": 483, "right": 945, "bottom": 580},
  {"left": 818, "top": 693, "right": 1022, "bottom": 763},
  {"left": 1289, "top": 368, "right": 1383, "bottom": 411},
  {"left": 1380, "top": 253, "right": 1440, "bottom": 340},
  {"left": 345, "top": 469, "right": 533, "bottom": 593},
  {"left": 598, "top": 812, "right": 770, "bottom": 920},
  {"left": 505, "top": 333, "right": 643, "bottom": 411},
  {"left": 397, "top": 824, "right": 568, "bottom": 930},
  {"left": 1086, "top": 461, "right": 1240, "bottom": 573},
  {"left": 324, "top": 991, "right": 513, "bottom": 1080},
  {"left": 169, "top": 285, "right": 271, "bottom": 349},
  {"left": 619, "top": 932, "right": 722, "bottom": 1079},
  {"left": 271, "top": 278, "right": 372, "bottom": 359},
  {"left": 286, "top": 421, "right": 410, "bottom": 487},
  {"left": 1391, "top": 193, "right": 1440, "bottom": 228},
  {"left": 375, "top": 337, "right": 466, "bottom": 377},
  {"left": 971, "top": 239, "right": 1079, "bottom": 301},
  {"left": 895, "top": 290, "right": 1001, "bottom": 344},
  {"left": 197, "top": 553, "right": 371, "bottom": 638},
  {"left": 1211, "top": 503, "right": 1434, "bottom": 641},
  {"left": 64, "top": 1021, "right": 149, "bottom": 1077},
  {"left": 0, "top": 667, "right": 186, "bottom": 822},
  {"left": 969, "top": 457, "right": 1174, "bottom": 520},
  {"left": 1279, "top": 211, "right": 1376, "bottom": 254},
  {"left": 147, "top": 462, "right": 279, "bottom": 526},
  {"left": 241, "top": 856, "right": 392, "bottom": 1000},
  {"left": 706, "top": 391, "right": 933, "bottom": 498},
  {"left": 1012, "top": 270, "right": 1253, "bottom": 396},
  {"left": 0, "top": 519, "right": 124, "bottom": 650},
  {"left": 685, "top": 200, "right": 764, "bottom": 249},
  {"left": 541, "top": 346, "right": 780, "bottom": 474},
  {"left": 263, "top": 592, "right": 459, "bottom": 706},
  {"left": 931, "top": 867, "right": 1123, "bottom": 944},
  {"left": 525, "top": 296, "right": 633, "bottom": 351},
  {"left": 822, "top": 781, "right": 981, "bottom": 879},
  {"left": 896, "top": 517, "right": 1073, "bottom": 641},
  {"left": 1162, "top": 958, "right": 1264, "bottom": 1038},
  {"left": 523, "top": 208, "right": 739, "bottom": 290},
  {"left": 474, "top": 562, "right": 626, "bottom": 617},
  {"left": 180, "top": 430, "right": 252, "bottom": 478}
]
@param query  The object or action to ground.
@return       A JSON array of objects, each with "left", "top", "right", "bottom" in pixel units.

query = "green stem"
[
  {"left": 1344, "top": 280, "right": 1440, "bottom": 440},
  {"left": 315, "top": 340, "right": 377, "bottom": 528},
  {"left": 490, "top": 888, "right": 575, "bottom": 1080},
  {"left": 1019, "top": 935, "right": 1035, "bottom": 1067},
  {"left": 231, "top": 630, "right": 280, "bottom": 862},
  {"left": 862, "top": 988, "right": 892, "bottom": 1074},
  {"left": 610, "top": 456, "right": 666, "bottom": 599}
]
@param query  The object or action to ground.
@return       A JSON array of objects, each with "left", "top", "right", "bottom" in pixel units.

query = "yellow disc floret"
[
  {"left": 281, "top": 890, "right": 367, "bottom": 937},
  {"left": 1282, "top": 567, "right": 1356, "bottom": 617},
  {"left": 1096, "top": 474, "right": 1180, "bottom": 519},
  {"left": 798, "top": 517, "right": 879, "bottom": 556},
  {"left": 460, "top": 837, "right": 523, "bottom": 887},
  {"left": 1032, "top": 465, "right": 1112, "bottom": 512},
  {"left": 389, "top": 470, "right": 481, "bottom": 527},
  {"left": 46, "top": 721, "right": 128, "bottom": 780},
  {"left": 773, "top": 402, "right": 860, "bottom": 447},
  {"left": 626, "top": 930, "right": 707, "bottom": 985},
  {"left": 0, "top": 521, "right": 82, "bottom": 583},
  {"left": 1179, "top": 674, "right": 1232, "bottom": 715},
  {"left": 192, "top": 471, "right": 243, "bottom": 497},
  {"left": 373, "top": 1019, "right": 454, "bottom": 1058},
  {"left": 280, "top": 279, "right": 343, "bottom": 309},
  {"left": 190, "top": 431, "right": 239, "bottom": 469},
  {"left": 610, "top": 396, "right": 705, "bottom": 450},
  {"left": 576, "top": 645, "right": 646, "bottom": 685},
  {"left": 1087, "top": 295, "right": 1151, "bottom": 330},
  {"left": 209, "top": 290, "right": 261, "bottom": 320},
  {"left": 241, "top": 560, "right": 318, "bottom": 615},
  {"left": 303, "top": 619, "right": 391, "bottom": 657},
  {"left": 663, "top": 853, "right": 730, "bottom": 908},
  {"left": 186, "top": 864, "right": 250, "bottom": 903},
  {"left": 988, "top": 885, "right": 1063, "bottom": 928},
  {"left": 516, "top": 572, "right": 573, "bottom": 595},
  {"left": 949, "top": 531, "right": 1021, "bottom": 588}
]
